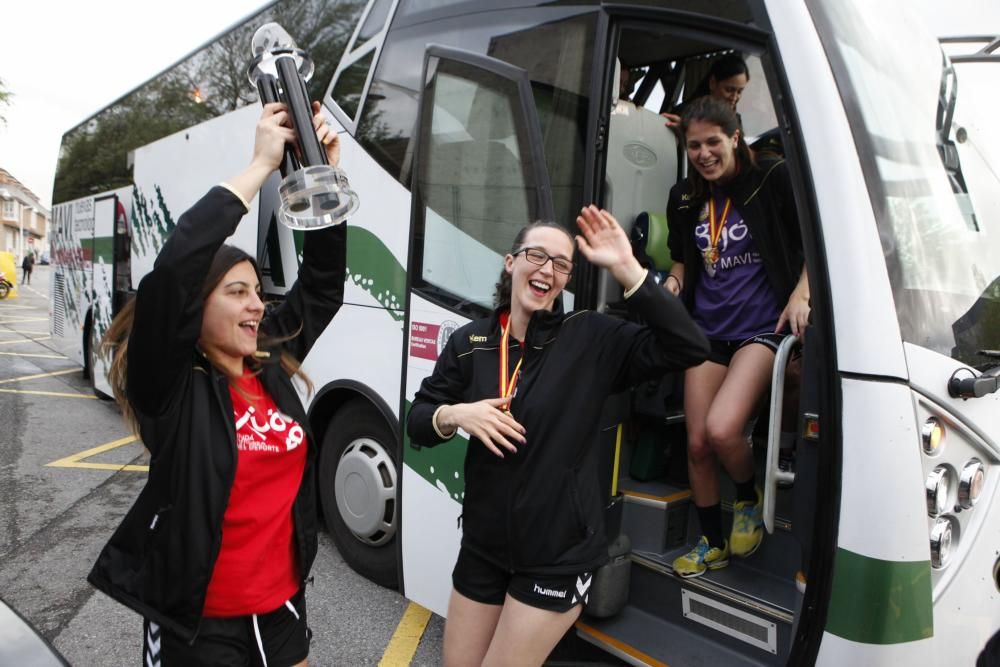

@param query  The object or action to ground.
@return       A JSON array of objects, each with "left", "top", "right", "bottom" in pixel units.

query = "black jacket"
[
  {"left": 667, "top": 157, "right": 804, "bottom": 317},
  {"left": 87, "top": 187, "right": 346, "bottom": 641},
  {"left": 407, "top": 275, "right": 708, "bottom": 574}
]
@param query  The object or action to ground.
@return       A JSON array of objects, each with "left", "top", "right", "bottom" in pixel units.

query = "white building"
[{"left": 0, "top": 168, "right": 49, "bottom": 262}]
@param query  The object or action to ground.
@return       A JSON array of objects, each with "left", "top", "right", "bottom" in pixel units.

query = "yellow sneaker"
[
  {"left": 672, "top": 536, "right": 730, "bottom": 578},
  {"left": 730, "top": 487, "right": 764, "bottom": 557}
]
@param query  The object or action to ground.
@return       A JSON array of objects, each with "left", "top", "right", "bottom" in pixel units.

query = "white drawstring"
[
  {"left": 252, "top": 614, "right": 268, "bottom": 667},
  {"left": 285, "top": 599, "right": 300, "bottom": 620}
]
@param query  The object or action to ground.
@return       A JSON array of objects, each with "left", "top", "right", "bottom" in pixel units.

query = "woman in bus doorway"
[
  {"left": 662, "top": 53, "right": 750, "bottom": 127},
  {"left": 663, "top": 95, "right": 809, "bottom": 578},
  {"left": 408, "top": 208, "right": 709, "bottom": 666},
  {"left": 88, "top": 102, "right": 345, "bottom": 667}
]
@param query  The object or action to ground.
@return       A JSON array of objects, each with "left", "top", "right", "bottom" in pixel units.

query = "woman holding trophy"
[{"left": 88, "top": 100, "right": 344, "bottom": 666}]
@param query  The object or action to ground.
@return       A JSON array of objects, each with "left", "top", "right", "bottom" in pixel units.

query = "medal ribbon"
[
  {"left": 707, "top": 195, "right": 732, "bottom": 262},
  {"left": 499, "top": 318, "right": 523, "bottom": 410}
]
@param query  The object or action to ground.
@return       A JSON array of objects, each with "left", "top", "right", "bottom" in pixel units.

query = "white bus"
[{"left": 51, "top": 1, "right": 1000, "bottom": 664}]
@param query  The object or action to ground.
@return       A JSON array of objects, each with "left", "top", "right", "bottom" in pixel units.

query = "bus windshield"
[{"left": 810, "top": 1, "right": 1000, "bottom": 368}]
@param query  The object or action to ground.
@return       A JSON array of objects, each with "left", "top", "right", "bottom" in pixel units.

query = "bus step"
[{"left": 577, "top": 593, "right": 789, "bottom": 667}]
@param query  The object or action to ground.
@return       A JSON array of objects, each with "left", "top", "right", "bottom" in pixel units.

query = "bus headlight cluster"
[
  {"left": 925, "top": 466, "right": 951, "bottom": 517},
  {"left": 920, "top": 417, "right": 990, "bottom": 571}
]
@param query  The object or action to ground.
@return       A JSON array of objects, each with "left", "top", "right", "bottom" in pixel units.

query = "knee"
[
  {"left": 687, "top": 432, "right": 713, "bottom": 464},
  {"left": 705, "top": 420, "right": 744, "bottom": 451}
]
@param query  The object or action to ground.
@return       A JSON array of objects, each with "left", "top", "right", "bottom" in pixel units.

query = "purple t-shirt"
[{"left": 693, "top": 192, "right": 781, "bottom": 340}]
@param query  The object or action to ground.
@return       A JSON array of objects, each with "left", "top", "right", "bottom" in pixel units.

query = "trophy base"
[{"left": 277, "top": 165, "right": 359, "bottom": 230}]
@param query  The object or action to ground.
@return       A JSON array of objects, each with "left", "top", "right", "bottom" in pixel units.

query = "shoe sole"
[{"left": 674, "top": 558, "right": 730, "bottom": 578}]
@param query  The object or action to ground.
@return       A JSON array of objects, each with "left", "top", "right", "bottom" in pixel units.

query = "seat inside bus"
[{"left": 601, "top": 59, "right": 679, "bottom": 305}]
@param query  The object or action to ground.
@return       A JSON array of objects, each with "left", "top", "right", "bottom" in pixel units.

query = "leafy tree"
[
  {"left": 52, "top": 0, "right": 368, "bottom": 204},
  {"left": 0, "top": 76, "right": 12, "bottom": 125}
]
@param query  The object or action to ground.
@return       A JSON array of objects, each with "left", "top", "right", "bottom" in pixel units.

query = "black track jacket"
[
  {"left": 407, "top": 275, "right": 709, "bottom": 575},
  {"left": 88, "top": 186, "right": 345, "bottom": 641}
]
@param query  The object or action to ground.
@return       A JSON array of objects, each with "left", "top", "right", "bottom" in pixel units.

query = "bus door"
[
  {"left": 90, "top": 190, "right": 130, "bottom": 398},
  {"left": 575, "top": 6, "right": 840, "bottom": 665},
  {"left": 400, "top": 45, "right": 557, "bottom": 616}
]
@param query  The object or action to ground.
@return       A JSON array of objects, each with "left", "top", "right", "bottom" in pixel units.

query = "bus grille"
[
  {"left": 52, "top": 273, "right": 65, "bottom": 337},
  {"left": 681, "top": 589, "right": 777, "bottom": 654}
]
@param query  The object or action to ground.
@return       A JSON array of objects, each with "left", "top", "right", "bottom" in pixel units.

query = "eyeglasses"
[{"left": 514, "top": 247, "right": 574, "bottom": 275}]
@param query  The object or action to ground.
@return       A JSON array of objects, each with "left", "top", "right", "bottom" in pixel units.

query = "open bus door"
[
  {"left": 88, "top": 190, "right": 131, "bottom": 399},
  {"left": 400, "top": 44, "right": 557, "bottom": 616}
]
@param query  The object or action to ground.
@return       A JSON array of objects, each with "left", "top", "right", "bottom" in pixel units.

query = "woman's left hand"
[
  {"left": 776, "top": 288, "right": 810, "bottom": 337},
  {"left": 311, "top": 101, "right": 341, "bottom": 167},
  {"left": 576, "top": 205, "right": 645, "bottom": 287}
]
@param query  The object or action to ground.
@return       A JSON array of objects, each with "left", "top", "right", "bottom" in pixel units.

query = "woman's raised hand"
[
  {"left": 252, "top": 102, "right": 298, "bottom": 173},
  {"left": 311, "top": 101, "right": 341, "bottom": 167},
  {"left": 438, "top": 398, "right": 526, "bottom": 458},
  {"left": 576, "top": 205, "right": 645, "bottom": 289}
]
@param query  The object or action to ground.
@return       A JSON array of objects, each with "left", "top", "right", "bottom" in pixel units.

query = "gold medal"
[{"left": 704, "top": 194, "right": 732, "bottom": 276}]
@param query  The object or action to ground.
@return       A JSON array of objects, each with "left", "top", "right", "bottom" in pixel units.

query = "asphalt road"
[{"left": 0, "top": 265, "right": 445, "bottom": 666}]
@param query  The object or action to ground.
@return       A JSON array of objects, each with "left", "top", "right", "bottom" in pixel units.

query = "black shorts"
[
  {"left": 452, "top": 546, "right": 591, "bottom": 613},
  {"left": 707, "top": 333, "right": 785, "bottom": 366},
  {"left": 142, "top": 589, "right": 309, "bottom": 667}
]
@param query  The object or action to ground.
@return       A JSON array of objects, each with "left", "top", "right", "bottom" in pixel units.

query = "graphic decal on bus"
[
  {"left": 402, "top": 400, "right": 467, "bottom": 502},
  {"left": 345, "top": 226, "right": 406, "bottom": 321}
]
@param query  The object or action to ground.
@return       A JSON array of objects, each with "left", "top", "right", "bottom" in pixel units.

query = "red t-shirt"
[{"left": 203, "top": 370, "right": 307, "bottom": 617}]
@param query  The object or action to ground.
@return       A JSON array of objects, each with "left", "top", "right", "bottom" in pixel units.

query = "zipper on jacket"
[{"left": 191, "top": 370, "right": 241, "bottom": 645}]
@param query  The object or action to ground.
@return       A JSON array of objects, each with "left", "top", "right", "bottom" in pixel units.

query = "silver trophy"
[{"left": 248, "top": 23, "right": 359, "bottom": 229}]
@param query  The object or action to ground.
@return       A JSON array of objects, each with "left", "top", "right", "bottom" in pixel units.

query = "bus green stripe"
[
  {"left": 826, "top": 547, "right": 933, "bottom": 644},
  {"left": 81, "top": 237, "right": 115, "bottom": 263},
  {"left": 402, "top": 400, "right": 467, "bottom": 500}
]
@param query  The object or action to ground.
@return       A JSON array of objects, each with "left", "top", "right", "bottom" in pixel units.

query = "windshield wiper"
[{"left": 949, "top": 350, "right": 1000, "bottom": 399}]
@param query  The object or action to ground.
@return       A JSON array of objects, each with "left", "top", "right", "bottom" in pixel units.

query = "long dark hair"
[
  {"left": 493, "top": 221, "right": 575, "bottom": 308},
  {"left": 102, "top": 244, "right": 312, "bottom": 434},
  {"left": 680, "top": 96, "right": 755, "bottom": 198},
  {"left": 690, "top": 53, "right": 750, "bottom": 100}
]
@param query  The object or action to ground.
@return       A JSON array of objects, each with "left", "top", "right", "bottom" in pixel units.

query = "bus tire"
[
  {"left": 319, "top": 399, "right": 399, "bottom": 589},
  {"left": 0, "top": 282, "right": 9, "bottom": 299},
  {"left": 82, "top": 315, "right": 92, "bottom": 381}
]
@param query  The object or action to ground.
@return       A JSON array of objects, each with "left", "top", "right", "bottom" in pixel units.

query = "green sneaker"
[
  {"left": 672, "top": 536, "right": 730, "bottom": 578},
  {"left": 730, "top": 487, "right": 764, "bottom": 557}
]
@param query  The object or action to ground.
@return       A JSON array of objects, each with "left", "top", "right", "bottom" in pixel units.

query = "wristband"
[
  {"left": 432, "top": 405, "right": 457, "bottom": 439},
  {"left": 665, "top": 274, "right": 682, "bottom": 290}
]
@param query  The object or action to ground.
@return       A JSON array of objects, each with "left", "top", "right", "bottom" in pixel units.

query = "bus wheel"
[{"left": 319, "top": 399, "right": 399, "bottom": 589}]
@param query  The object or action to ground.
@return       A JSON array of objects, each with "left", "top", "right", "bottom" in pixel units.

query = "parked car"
[{"left": 0, "top": 597, "right": 69, "bottom": 666}]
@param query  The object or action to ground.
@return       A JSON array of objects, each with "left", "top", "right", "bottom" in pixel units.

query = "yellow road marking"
[
  {"left": 379, "top": 602, "right": 432, "bottom": 667},
  {"left": 0, "top": 317, "right": 49, "bottom": 324},
  {"left": 46, "top": 436, "right": 149, "bottom": 472},
  {"left": 0, "top": 304, "right": 38, "bottom": 310},
  {"left": 2, "top": 330, "right": 49, "bottom": 336},
  {"left": 0, "top": 351, "right": 67, "bottom": 359},
  {"left": 0, "top": 336, "right": 51, "bottom": 346},
  {"left": 0, "top": 368, "right": 80, "bottom": 385},
  {"left": 0, "top": 388, "right": 96, "bottom": 399}
]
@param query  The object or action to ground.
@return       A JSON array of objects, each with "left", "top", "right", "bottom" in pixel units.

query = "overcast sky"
[
  {"left": 0, "top": 1, "right": 270, "bottom": 208},
  {"left": 0, "top": 0, "right": 996, "bottom": 210}
]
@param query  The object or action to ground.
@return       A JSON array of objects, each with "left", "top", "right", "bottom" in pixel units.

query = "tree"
[{"left": 0, "top": 76, "right": 12, "bottom": 125}]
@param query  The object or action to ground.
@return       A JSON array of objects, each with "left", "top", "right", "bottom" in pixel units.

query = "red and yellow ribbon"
[
  {"left": 705, "top": 195, "right": 732, "bottom": 265},
  {"left": 499, "top": 318, "right": 523, "bottom": 413}
]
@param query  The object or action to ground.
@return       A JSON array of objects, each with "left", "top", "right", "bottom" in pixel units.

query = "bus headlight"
[
  {"left": 921, "top": 418, "right": 944, "bottom": 455},
  {"left": 929, "top": 517, "right": 955, "bottom": 569},
  {"left": 925, "top": 466, "right": 951, "bottom": 517},
  {"left": 958, "top": 459, "right": 984, "bottom": 509}
]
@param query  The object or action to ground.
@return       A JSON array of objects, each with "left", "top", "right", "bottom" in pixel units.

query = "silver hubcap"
[{"left": 334, "top": 436, "right": 397, "bottom": 546}]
